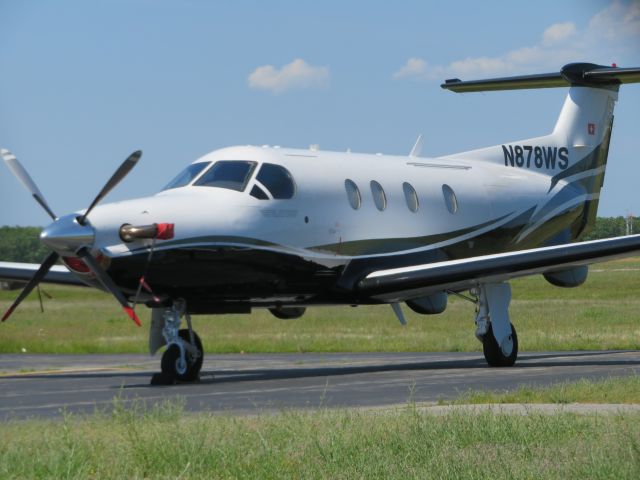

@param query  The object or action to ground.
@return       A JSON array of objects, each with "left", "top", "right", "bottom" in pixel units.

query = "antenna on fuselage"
[{"left": 409, "top": 134, "right": 424, "bottom": 157}]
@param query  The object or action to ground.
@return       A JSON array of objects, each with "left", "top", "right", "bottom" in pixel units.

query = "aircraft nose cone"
[{"left": 40, "top": 214, "right": 95, "bottom": 254}]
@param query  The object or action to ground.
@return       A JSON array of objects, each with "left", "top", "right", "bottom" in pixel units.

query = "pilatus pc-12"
[{"left": 2, "top": 62, "right": 640, "bottom": 384}]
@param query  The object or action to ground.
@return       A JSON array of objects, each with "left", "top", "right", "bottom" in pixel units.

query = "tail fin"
[
  {"left": 441, "top": 63, "right": 638, "bottom": 153},
  {"left": 441, "top": 62, "right": 639, "bottom": 155},
  {"left": 442, "top": 63, "right": 639, "bottom": 240}
]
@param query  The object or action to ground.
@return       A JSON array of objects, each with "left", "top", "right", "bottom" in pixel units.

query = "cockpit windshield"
[
  {"left": 162, "top": 162, "right": 210, "bottom": 190},
  {"left": 162, "top": 159, "right": 295, "bottom": 197},
  {"left": 194, "top": 161, "right": 257, "bottom": 192}
]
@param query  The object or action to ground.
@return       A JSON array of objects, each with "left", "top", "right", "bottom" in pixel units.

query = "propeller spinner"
[{"left": 1, "top": 149, "right": 142, "bottom": 326}]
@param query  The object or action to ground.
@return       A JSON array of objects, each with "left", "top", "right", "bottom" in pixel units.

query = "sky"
[{"left": 1, "top": 0, "right": 639, "bottom": 226}]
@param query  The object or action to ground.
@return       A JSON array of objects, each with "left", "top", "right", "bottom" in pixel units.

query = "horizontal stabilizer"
[
  {"left": 583, "top": 66, "right": 640, "bottom": 84},
  {"left": 442, "top": 63, "right": 640, "bottom": 93}
]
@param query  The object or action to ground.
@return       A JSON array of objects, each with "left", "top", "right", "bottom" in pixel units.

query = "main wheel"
[
  {"left": 160, "top": 329, "right": 204, "bottom": 382},
  {"left": 482, "top": 323, "right": 518, "bottom": 367}
]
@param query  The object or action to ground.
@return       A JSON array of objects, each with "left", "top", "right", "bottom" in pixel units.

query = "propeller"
[
  {"left": 1, "top": 149, "right": 57, "bottom": 220},
  {"left": 77, "top": 247, "right": 141, "bottom": 326},
  {"left": 77, "top": 150, "right": 141, "bottom": 225},
  {"left": 1, "top": 149, "right": 142, "bottom": 326},
  {"left": 1, "top": 252, "right": 59, "bottom": 322}
]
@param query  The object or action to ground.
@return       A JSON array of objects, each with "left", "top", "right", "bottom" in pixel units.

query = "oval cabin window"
[
  {"left": 344, "top": 179, "right": 361, "bottom": 210},
  {"left": 442, "top": 184, "right": 458, "bottom": 214},
  {"left": 403, "top": 182, "right": 419, "bottom": 212},
  {"left": 370, "top": 180, "right": 387, "bottom": 211}
]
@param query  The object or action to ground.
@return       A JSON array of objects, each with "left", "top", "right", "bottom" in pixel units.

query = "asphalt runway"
[{"left": 1, "top": 350, "right": 639, "bottom": 419}]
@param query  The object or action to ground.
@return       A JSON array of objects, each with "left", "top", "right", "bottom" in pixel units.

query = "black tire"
[
  {"left": 160, "top": 329, "right": 204, "bottom": 382},
  {"left": 179, "top": 329, "right": 204, "bottom": 381},
  {"left": 161, "top": 344, "right": 182, "bottom": 378},
  {"left": 482, "top": 323, "right": 518, "bottom": 367}
]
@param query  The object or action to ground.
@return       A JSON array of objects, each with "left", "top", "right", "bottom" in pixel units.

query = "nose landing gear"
[
  {"left": 150, "top": 299, "right": 204, "bottom": 385},
  {"left": 161, "top": 329, "right": 204, "bottom": 381}
]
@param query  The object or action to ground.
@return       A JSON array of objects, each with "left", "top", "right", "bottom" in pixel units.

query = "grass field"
[
  {"left": 1, "top": 396, "right": 639, "bottom": 479},
  {"left": 446, "top": 375, "right": 640, "bottom": 405},
  {"left": 1, "top": 258, "right": 639, "bottom": 354}
]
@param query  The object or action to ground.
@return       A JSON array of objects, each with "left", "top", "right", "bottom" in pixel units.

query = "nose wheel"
[
  {"left": 161, "top": 329, "right": 204, "bottom": 382},
  {"left": 151, "top": 299, "right": 204, "bottom": 385}
]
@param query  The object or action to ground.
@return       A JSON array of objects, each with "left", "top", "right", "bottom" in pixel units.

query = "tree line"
[
  {"left": 581, "top": 216, "right": 640, "bottom": 241},
  {"left": 0, "top": 226, "right": 50, "bottom": 263},
  {"left": 0, "top": 217, "right": 639, "bottom": 263}
]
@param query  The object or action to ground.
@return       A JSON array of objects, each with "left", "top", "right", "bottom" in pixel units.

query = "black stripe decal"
[{"left": 310, "top": 214, "right": 512, "bottom": 255}]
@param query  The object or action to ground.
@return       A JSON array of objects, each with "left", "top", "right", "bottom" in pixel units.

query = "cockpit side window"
[
  {"left": 250, "top": 185, "right": 269, "bottom": 200},
  {"left": 251, "top": 163, "right": 296, "bottom": 200},
  {"left": 194, "top": 161, "right": 257, "bottom": 192},
  {"left": 162, "top": 162, "right": 210, "bottom": 190}
]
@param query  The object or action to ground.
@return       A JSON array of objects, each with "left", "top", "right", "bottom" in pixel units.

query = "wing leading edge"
[
  {"left": 0, "top": 261, "right": 86, "bottom": 287},
  {"left": 358, "top": 235, "right": 640, "bottom": 302}
]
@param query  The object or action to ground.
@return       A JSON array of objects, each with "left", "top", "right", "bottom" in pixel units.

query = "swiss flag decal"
[{"left": 588, "top": 123, "right": 596, "bottom": 135}]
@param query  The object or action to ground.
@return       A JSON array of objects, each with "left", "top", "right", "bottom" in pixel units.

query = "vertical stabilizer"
[
  {"left": 552, "top": 85, "right": 617, "bottom": 151},
  {"left": 441, "top": 62, "right": 639, "bottom": 240}
]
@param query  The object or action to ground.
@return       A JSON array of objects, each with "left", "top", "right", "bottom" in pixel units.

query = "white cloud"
[
  {"left": 392, "top": 58, "right": 430, "bottom": 79},
  {"left": 393, "top": 1, "right": 640, "bottom": 81},
  {"left": 542, "top": 22, "right": 577, "bottom": 46},
  {"left": 248, "top": 58, "right": 329, "bottom": 94},
  {"left": 589, "top": 0, "right": 640, "bottom": 41}
]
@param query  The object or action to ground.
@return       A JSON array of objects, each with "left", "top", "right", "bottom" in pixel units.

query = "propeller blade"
[
  {"left": 77, "top": 248, "right": 141, "bottom": 326},
  {"left": 1, "top": 149, "right": 57, "bottom": 220},
  {"left": 1, "top": 252, "right": 60, "bottom": 322},
  {"left": 78, "top": 150, "right": 142, "bottom": 225}
]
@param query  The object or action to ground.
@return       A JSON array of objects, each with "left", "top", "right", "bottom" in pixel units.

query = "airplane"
[{"left": 2, "top": 61, "right": 640, "bottom": 385}]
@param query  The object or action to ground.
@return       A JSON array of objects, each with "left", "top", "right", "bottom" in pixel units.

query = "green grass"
[
  {"left": 1, "top": 398, "right": 639, "bottom": 479},
  {"left": 1, "top": 258, "right": 639, "bottom": 354},
  {"left": 444, "top": 375, "right": 640, "bottom": 405}
]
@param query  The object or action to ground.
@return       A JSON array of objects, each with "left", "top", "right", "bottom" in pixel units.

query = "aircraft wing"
[
  {"left": 357, "top": 235, "right": 640, "bottom": 302},
  {"left": 0, "top": 261, "right": 86, "bottom": 287}
]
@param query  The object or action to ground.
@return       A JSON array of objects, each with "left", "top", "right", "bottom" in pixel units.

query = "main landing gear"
[
  {"left": 471, "top": 282, "right": 518, "bottom": 367},
  {"left": 149, "top": 299, "right": 204, "bottom": 385}
]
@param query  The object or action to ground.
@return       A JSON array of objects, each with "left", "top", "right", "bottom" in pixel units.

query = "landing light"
[{"left": 119, "top": 223, "right": 175, "bottom": 242}]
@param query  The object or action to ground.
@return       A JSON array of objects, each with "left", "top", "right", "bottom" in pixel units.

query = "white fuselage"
[
  {"left": 88, "top": 145, "right": 555, "bottom": 267},
  {"left": 59, "top": 86, "right": 615, "bottom": 308}
]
